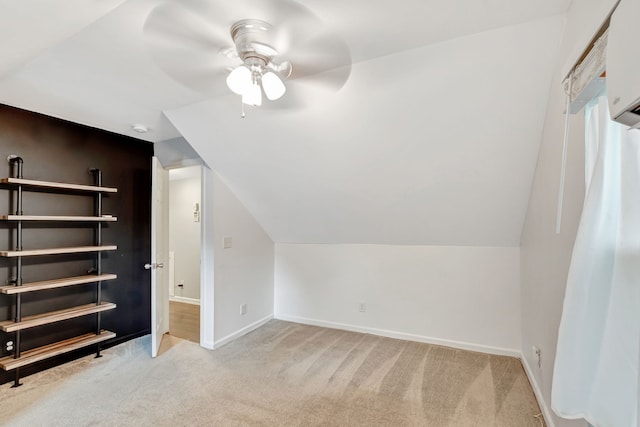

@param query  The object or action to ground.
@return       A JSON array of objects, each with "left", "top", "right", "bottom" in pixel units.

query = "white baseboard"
[
  {"left": 521, "top": 354, "right": 556, "bottom": 427},
  {"left": 274, "top": 314, "right": 520, "bottom": 358},
  {"left": 214, "top": 314, "right": 274, "bottom": 349},
  {"left": 200, "top": 339, "right": 214, "bottom": 350},
  {"left": 169, "top": 296, "right": 200, "bottom": 305}
]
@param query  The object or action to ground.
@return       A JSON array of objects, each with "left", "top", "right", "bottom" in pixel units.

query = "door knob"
[{"left": 144, "top": 262, "right": 164, "bottom": 270}]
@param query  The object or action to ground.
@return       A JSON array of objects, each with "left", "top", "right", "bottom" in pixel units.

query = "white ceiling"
[{"left": 0, "top": 0, "right": 570, "bottom": 246}]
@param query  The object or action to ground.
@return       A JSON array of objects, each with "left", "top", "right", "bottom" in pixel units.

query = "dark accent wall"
[{"left": 0, "top": 104, "right": 152, "bottom": 384}]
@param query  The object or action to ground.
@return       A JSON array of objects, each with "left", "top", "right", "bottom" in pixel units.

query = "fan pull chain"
[{"left": 241, "top": 97, "right": 246, "bottom": 118}]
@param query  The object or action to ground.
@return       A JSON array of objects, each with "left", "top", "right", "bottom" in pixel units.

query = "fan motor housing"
[{"left": 231, "top": 19, "right": 277, "bottom": 62}]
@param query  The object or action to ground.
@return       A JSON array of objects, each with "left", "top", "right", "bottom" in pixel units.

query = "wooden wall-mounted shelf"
[
  {"left": 0, "top": 215, "right": 117, "bottom": 222},
  {"left": 0, "top": 245, "right": 117, "bottom": 257},
  {"left": 0, "top": 331, "right": 116, "bottom": 371},
  {"left": 0, "top": 177, "right": 117, "bottom": 193},
  {"left": 0, "top": 302, "right": 116, "bottom": 332},
  {"left": 0, "top": 274, "right": 117, "bottom": 295}
]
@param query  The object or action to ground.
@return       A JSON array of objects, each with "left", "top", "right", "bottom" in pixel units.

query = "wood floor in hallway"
[{"left": 169, "top": 300, "right": 199, "bottom": 343}]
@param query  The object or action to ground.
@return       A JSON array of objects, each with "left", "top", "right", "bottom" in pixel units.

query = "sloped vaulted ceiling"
[{"left": 0, "top": 0, "right": 569, "bottom": 246}]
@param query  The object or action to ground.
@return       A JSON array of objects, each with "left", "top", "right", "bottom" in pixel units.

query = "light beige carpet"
[{"left": 0, "top": 320, "right": 543, "bottom": 426}]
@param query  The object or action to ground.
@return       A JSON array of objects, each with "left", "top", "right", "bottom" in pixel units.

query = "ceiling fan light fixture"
[
  {"left": 226, "top": 65, "right": 251, "bottom": 95},
  {"left": 242, "top": 80, "right": 262, "bottom": 106},
  {"left": 262, "top": 71, "right": 286, "bottom": 100},
  {"left": 226, "top": 19, "right": 290, "bottom": 108}
]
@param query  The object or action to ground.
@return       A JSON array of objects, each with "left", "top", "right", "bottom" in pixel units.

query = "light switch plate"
[{"left": 223, "top": 237, "right": 232, "bottom": 249}]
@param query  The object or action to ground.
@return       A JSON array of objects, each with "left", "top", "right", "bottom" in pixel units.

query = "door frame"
[{"left": 151, "top": 162, "right": 215, "bottom": 352}]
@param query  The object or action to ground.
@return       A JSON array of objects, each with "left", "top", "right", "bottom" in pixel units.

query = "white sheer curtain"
[{"left": 552, "top": 95, "right": 640, "bottom": 427}]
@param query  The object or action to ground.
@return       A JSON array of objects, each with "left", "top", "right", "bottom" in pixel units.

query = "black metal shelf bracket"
[
  {"left": 8, "top": 155, "right": 23, "bottom": 388},
  {"left": 90, "top": 168, "right": 103, "bottom": 359}
]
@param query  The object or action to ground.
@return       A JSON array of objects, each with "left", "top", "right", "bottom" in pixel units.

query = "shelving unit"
[{"left": 0, "top": 156, "right": 118, "bottom": 387}]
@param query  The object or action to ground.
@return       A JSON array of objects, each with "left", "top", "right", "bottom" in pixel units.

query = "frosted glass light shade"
[
  {"left": 242, "top": 81, "right": 262, "bottom": 106},
  {"left": 262, "top": 71, "right": 286, "bottom": 100},
  {"left": 226, "top": 66, "right": 251, "bottom": 95}
]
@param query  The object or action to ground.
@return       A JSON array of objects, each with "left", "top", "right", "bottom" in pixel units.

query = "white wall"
[
  {"left": 169, "top": 170, "right": 201, "bottom": 300},
  {"left": 275, "top": 244, "right": 521, "bottom": 355},
  {"left": 520, "top": 1, "right": 619, "bottom": 426},
  {"left": 213, "top": 172, "right": 274, "bottom": 346},
  {"left": 163, "top": 15, "right": 564, "bottom": 248}
]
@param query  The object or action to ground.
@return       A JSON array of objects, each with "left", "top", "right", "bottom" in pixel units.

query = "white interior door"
[{"left": 150, "top": 156, "right": 169, "bottom": 357}]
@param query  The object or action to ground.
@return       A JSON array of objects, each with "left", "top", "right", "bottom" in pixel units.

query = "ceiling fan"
[{"left": 143, "top": 0, "right": 352, "bottom": 112}]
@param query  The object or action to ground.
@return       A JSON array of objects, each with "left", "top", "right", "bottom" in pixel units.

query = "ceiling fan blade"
[
  {"left": 144, "top": 3, "right": 230, "bottom": 52},
  {"left": 282, "top": 32, "right": 352, "bottom": 91},
  {"left": 293, "top": 66, "right": 352, "bottom": 93},
  {"left": 260, "top": 70, "right": 350, "bottom": 111},
  {"left": 183, "top": 0, "right": 321, "bottom": 47},
  {"left": 144, "top": 2, "right": 238, "bottom": 96},
  {"left": 144, "top": 0, "right": 353, "bottom": 109}
]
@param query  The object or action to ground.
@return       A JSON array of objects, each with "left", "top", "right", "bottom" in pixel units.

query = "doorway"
[
  {"left": 167, "top": 165, "right": 201, "bottom": 344},
  {"left": 151, "top": 153, "right": 214, "bottom": 357}
]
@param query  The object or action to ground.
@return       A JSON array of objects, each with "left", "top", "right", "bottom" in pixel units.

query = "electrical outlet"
[
  {"left": 358, "top": 302, "right": 367, "bottom": 312},
  {"left": 223, "top": 237, "right": 233, "bottom": 249},
  {"left": 3, "top": 340, "right": 14, "bottom": 355},
  {"left": 532, "top": 346, "right": 542, "bottom": 369},
  {"left": 240, "top": 303, "right": 247, "bottom": 315}
]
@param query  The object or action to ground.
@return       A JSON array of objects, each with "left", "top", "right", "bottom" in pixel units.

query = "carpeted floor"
[{"left": 0, "top": 320, "right": 543, "bottom": 426}]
